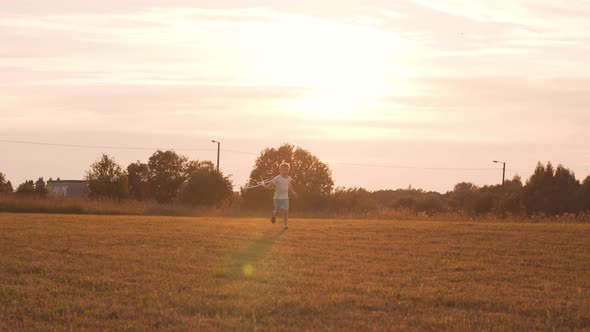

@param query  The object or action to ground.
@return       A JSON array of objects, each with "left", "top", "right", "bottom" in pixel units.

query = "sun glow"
[
  {"left": 5, "top": 8, "right": 413, "bottom": 123},
  {"left": 236, "top": 13, "right": 411, "bottom": 120}
]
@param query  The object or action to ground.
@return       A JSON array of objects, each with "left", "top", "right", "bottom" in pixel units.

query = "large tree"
[
  {"left": 447, "top": 182, "right": 479, "bottom": 215},
  {"left": 0, "top": 172, "right": 13, "bottom": 194},
  {"left": 580, "top": 176, "right": 590, "bottom": 212},
  {"left": 147, "top": 150, "right": 188, "bottom": 204},
  {"left": 524, "top": 162, "right": 555, "bottom": 215},
  {"left": 179, "top": 166, "right": 233, "bottom": 207},
  {"left": 35, "top": 177, "right": 48, "bottom": 197},
  {"left": 552, "top": 165, "right": 580, "bottom": 214},
  {"left": 127, "top": 161, "right": 150, "bottom": 201},
  {"left": 495, "top": 176, "right": 525, "bottom": 216},
  {"left": 185, "top": 160, "right": 216, "bottom": 177},
  {"left": 16, "top": 180, "right": 36, "bottom": 195},
  {"left": 241, "top": 144, "right": 334, "bottom": 210},
  {"left": 85, "top": 154, "right": 129, "bottom": 200},
  {"left": 524, "top": 162, "right": 580, "bottom": 215}
]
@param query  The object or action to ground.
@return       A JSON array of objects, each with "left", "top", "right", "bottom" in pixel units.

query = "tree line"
[
  {"left": 241, "top": 144, "right": 590, "bottom": 217},
  {"left": 84, "top": 150, "right": 234, "bottom": 206},
  {"left": 1, "top": 144, "right": 589, "bottom": 217},
  {"left": 371, "top": 164, "right": 590, "bottom": 217},
  {"left": 0, "top": 173, "right": 48, "bottom": 197},
  {"left": 0, "top": 150, "right": 234, "bottom": 206}
]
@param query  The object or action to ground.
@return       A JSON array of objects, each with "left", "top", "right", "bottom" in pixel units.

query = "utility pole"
[
  {"left": 211, "top": 140, "right": 220, "bottom": 173},
  {"left": 493, "top": 160, "right": 506, "bottom": 185}
]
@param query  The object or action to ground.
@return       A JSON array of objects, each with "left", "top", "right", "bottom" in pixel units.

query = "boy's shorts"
[{"left": 274, "top": 198, "right": 289, "bottom": 211}]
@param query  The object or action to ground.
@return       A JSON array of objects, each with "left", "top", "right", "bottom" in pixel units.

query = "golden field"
[{"left": 0, "top": 213, "right": 589, "bottom": 331}]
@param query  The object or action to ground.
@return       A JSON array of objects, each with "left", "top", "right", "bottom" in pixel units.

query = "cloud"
[
  {"left": 0, "top": 7, "right": 413, "bottom": 89},
  {"left": 1, "top": 1, "right": 589, "bottom": 146},
  {"left": 410, "top": 0, "right": 590, "bottom": 33}
]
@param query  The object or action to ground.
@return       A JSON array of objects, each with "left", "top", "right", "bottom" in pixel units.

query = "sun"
[{"left": 241, "top": 13, "right": 409, "bottom": 120}]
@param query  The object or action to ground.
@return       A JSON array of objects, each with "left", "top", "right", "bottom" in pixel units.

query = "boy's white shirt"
[{"left": 270, "top": 175, "right": 291, "bottom": 199}]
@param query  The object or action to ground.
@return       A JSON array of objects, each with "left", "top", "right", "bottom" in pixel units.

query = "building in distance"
[{"left": 47, "top": 179, "right": 87, "bottom": 198}]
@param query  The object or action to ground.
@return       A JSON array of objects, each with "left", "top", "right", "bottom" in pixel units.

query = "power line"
[
  {"left": 330, "top": 162, "right": 416, "bottom": 169},
  {"left": 222, "top": 149, "right": 258, "bottom": 156},
  {"left": 423, "top": 167, "right": 498, "bottom": 171},
  {"left": 0, "top": 139, "right": 507, "bottom": 172},
  {"left": 0, "top": 139, "right": 255, "bottom": 154},
  {"left": 331, "top": 162, "right": 500, "bottom": 172}
]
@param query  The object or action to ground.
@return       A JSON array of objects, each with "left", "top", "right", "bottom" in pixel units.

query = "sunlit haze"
[{"left": 2, "top": 0, "right": 589, "bottom": 191}]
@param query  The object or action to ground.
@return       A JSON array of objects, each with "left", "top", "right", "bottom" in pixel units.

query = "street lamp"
[
  {"left": 211, "top": 140, "right": 220, "bottom": 173},
  {"left": 493, "top": 160, "right": 506, "bottom": 185}
]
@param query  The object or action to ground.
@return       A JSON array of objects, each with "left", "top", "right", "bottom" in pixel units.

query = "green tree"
[
  {"left": 148, "top": 150, "right": 188, "bottom": 204},
  {"left": 524, "top": 162, "right": 581, "bottom": 215},
  {"left": 447, "top": 182, "right": 479, "bottom": 215},
  {"left": 524, "top": 162, "right": 555, "bottom": 215},
  {"left": 241, "top": 144, "right": 334, "bottom": 210},
  {"left": 35, "top": 177, "right": 48, "bottom": 197},
  {"left": 0, "top": 172, "right": 13, "bottom": 194},
  {"left": 579, "top": 176, "right": 590, "bottom": 212},
  {"left": 495, "top": 176, "right": 525, "bottom": 216},
  {"left": 415, "top": 193, "right": 445, "bottom": 215},
  {"left": 179, "top": 167, "right": 233, "bottom": 207},
  {"left": 185, "top": 160, "right": 215, "bottom": 177},
  {"left": 552, "top": 165, "right": 580, "bottom": 214},
  {"left": 329, "top": 187, "right": 377, "bottom": 214},
  {"left": 127, "top": 161, "right": 150, "bottom": 201},
  {"left": 16, "top": 180, "right": 36, "bottom": 195},
  {"left": 473, "top": 185, "right": 497, "bottom": 215},
  {"left": 396, "top": 196, "right": 417, "bottom": 210},
  {"left": 373, "top": 188, "right": 446, "bottom": 215},
  {"left": 85, "top": 154, "right": 129, "bottom": 200}
]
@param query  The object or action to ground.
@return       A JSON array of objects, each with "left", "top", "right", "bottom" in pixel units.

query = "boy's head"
[{"left": 279, "top": 162, "right": 290, "bottom": 176}]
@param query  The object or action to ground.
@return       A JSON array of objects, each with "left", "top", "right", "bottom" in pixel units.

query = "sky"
[{"left": 1, "top": 0, "right": 589, "bottom": 192}]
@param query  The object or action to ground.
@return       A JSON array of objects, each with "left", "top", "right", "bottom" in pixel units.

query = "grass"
[
  {"left": 0, "top": 213, "right": 589, "bottom": 330},
  {"left": 3, "top": 195, "right": 590, "bottom": 222},
  {"left": 0, "top": 195, "right": 230, "bottom": 217}
]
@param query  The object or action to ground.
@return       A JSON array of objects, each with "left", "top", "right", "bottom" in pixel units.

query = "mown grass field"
[{"left": 0, "top": 213, "right": 589, "bottom": 331}]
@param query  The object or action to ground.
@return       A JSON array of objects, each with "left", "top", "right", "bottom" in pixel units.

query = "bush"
[
  {"left": 329, "top": 187, "right": 377, "bottom": 214},
  {"left": 179, "top": 169, "right": 233, "bottom": 207},
  {"left": 85, "top": 154, "right": 128, "bottom": 200},
  {"left": 415, "top": 194, "right": 445, "bottom": 215},
  {"left": 16, "top": 180, "right": 36, "bottom": 195}
]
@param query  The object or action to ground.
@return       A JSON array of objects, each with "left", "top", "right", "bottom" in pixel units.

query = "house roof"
[{"left": 47, "top": 180, "right": 87, "bottom": 184}]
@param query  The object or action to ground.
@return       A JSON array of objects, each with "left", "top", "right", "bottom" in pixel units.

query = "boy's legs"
[
  {"left": 271, "top": 199, "right": 277, "bottom": 223},
  {"left": 272, "top": 199, "right": 285, "bottom": 224},
  {"left": 282, "top": 209, "right": 288, "bottom": 229},
  {"left": 273, "top": 199, "right": 289, "bottom": 229}
]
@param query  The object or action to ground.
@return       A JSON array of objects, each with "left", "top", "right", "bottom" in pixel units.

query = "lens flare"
[{"left": 242, "top": 264, "right": 254, "bottom": 276}]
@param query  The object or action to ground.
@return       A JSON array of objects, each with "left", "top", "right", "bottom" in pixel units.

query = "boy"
[{"left": 265, "top": 163, "right": 297, "bottom": 230}]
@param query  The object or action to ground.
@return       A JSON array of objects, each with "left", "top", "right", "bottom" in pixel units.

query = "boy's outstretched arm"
[{"left": 263, "top": 177, "right": 274, "bottom": 190}]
